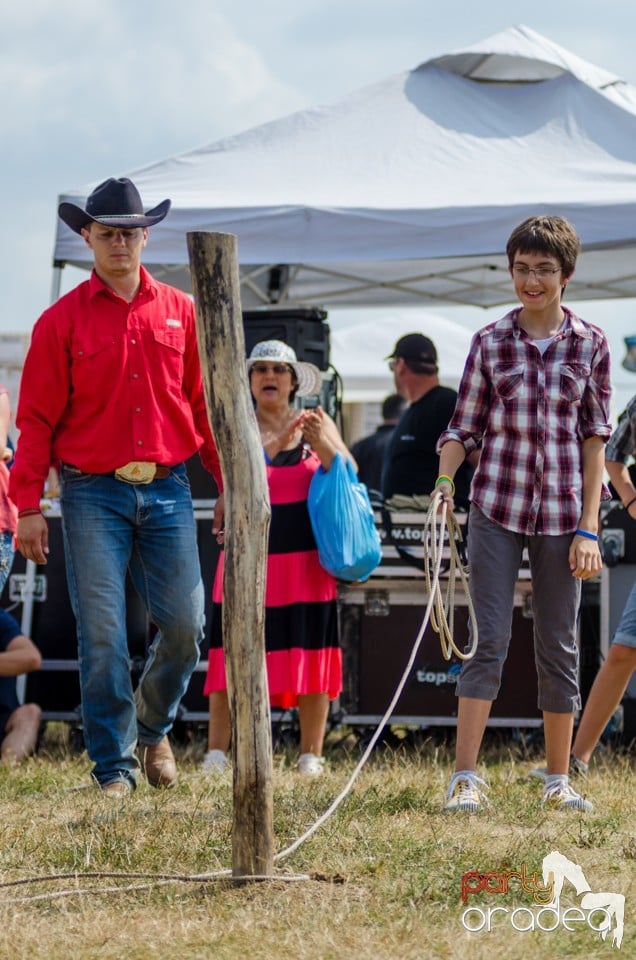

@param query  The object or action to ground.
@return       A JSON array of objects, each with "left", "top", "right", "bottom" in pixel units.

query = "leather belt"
[
  {"left": 114, "top": 462, "right": 170, "bottom": 484},
  {"left": 62, "top": 462, "right": 171, "bottom": 484}
]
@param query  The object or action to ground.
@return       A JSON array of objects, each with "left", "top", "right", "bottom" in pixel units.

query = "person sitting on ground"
[
  {"left": 204, "top": 340, "right": 352, "bottom": 778},
  {"left": 0, "top": 607, "right": 42, "bottom": 764},
  {"left": 350, "top": 393, "right": 406, "bottom": 499}
]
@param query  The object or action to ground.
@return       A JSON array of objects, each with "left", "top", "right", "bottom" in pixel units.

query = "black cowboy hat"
[{"left": 58, "top": 177, "right": 171, "bottom": 234}]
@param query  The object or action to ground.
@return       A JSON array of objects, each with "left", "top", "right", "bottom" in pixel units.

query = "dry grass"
[{"left": 0, "top": 724, "right": 633, "bottom": 960}]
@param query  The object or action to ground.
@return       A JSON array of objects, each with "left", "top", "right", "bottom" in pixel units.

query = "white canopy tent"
[
  {"left": 330, "top": 311, "right": 473, "bottom": 402},
  {"left": 53, "top": 24, "right": 636, "bottom": 312}
]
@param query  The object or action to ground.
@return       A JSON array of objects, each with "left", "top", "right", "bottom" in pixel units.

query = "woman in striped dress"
[{"left": 203, "top": 341, "right": 352, "bottom": 777}]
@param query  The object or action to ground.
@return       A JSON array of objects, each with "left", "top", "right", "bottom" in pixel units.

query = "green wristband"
[{"left": 435, "top": 475, "right": 455, "bottom": 496}]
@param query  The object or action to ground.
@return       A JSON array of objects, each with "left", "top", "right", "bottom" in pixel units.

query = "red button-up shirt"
[
  {"left": 437, "top": 307, "right": 612, "bottom": 536},
  {"left": 10, "top": 267, "right": 222, "bottom": 512}
]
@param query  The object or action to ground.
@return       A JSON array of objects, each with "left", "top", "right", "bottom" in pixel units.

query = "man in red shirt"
[{"left": 10, "top": 178, "right": 223, "bottom": 796}]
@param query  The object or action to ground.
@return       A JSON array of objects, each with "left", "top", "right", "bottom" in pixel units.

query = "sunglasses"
[{"left": 251, "top": 362, "right": 293, "bottom": 375}]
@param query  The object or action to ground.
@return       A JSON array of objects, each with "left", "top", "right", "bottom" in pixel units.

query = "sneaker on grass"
[
  {"left": 443, "top": 772, "right": 488, "bottom": 813},
  {"left": 542, "top": 781, "right": 593, "bottom": 812},
  {"left": 298, "top": 753, "right": 325, "bottom": 777}
]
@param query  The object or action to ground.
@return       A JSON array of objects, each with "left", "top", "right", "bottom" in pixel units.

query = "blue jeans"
[
  {"left": 614, "top": 581, "right": 636, "bottom": 648},
  {"left": 60, "top": 463, "right": 204, "bottom": 787}
]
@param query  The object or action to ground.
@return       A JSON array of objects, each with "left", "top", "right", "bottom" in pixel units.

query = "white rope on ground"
[
  {"left": 0, "top": 871, "right": 312, "bottom": 906},
  {"left": 274, "top": 488, "right": 478, "bottom": 863},
  {"left": 0, "top": 490, "right": 478, "bottom": 902}
]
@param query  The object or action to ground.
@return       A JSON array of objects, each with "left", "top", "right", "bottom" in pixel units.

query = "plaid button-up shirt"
[
  {"left": 438, "top": 307, "right": 612, "bottom": 535},
  {"left": 605, "top": 394, "right": 636, "bottom": 463}
]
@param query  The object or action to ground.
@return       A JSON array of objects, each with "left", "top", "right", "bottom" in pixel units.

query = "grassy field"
[{"left": 0, "top": 724, "right": 633, "bottom": 960}]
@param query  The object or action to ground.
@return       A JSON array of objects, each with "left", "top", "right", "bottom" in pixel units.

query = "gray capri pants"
[{"left": 457, "top": 505, "right": 582, "bottom": 713}]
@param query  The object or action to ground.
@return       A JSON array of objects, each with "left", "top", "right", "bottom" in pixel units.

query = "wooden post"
[{"left": 187, "top": 231, "right": 274, "bottom": 878}]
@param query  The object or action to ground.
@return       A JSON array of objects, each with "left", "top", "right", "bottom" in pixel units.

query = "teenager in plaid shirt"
[{"left": 435, "top": 215, "right": 612, "bottom": 813}]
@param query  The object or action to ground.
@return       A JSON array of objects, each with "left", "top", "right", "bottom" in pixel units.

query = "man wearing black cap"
[
  {"left": 382, "top": 333, "right": 474, "bottom": 505},
  {"left": 10, "top": 178, "right": 223, "bottom": 796}
]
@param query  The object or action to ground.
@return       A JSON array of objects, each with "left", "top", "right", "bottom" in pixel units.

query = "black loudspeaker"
[
  {"left": 243, "top": 308, "right": 330, "bottom": 370},
  {"left": 601, "top": 502, "right": 636, "bottom": 565}
]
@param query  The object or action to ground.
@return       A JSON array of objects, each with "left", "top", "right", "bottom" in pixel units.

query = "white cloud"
[
  {"left": 3, "top": 1, "right": 636, "bottom": 334},
  {"left": 0, "top": 1, "right": 307, "bottom": 150}
]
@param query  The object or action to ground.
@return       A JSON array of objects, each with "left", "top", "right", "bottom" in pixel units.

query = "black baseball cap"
[{"left": 386, "top": 333, "right": 438, "bottom": 364}]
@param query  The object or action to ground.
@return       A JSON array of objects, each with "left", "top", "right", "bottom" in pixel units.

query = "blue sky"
[{"left": 4, "top": 0, "right": 636, "bottom": 407}]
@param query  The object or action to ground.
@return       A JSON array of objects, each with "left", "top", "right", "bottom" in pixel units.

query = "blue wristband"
[{"left": 575, "top": 528, "right": 598, "bottom": 541}]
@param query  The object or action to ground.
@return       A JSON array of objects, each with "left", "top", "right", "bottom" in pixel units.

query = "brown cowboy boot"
[{"left": 139, "top": 736, "right": 177, "bottom": 788}]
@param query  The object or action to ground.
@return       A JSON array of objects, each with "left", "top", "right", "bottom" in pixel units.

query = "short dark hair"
[
  {"left": 506, "top": 215, "right": 580, "bottom": 278},
  {"left": 382, "top": 393, "right": 405, "bottom": 422}
]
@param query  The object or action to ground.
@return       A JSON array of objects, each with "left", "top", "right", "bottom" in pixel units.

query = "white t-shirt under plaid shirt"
[{"left": 437, "top": 307, "right": 612, "bottom": 536}]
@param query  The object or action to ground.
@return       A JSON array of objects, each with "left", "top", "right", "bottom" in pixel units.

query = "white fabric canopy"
[
  {"left": 330, "top": 311, "right": 473, "bottom": 402},
  {"left": 54, "top": 24, "right": 636, "bottom": 309}
]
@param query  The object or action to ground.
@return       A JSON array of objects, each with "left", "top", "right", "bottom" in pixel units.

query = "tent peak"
[{"left": 423, "top": 24, "right": 623, "bottom": 89}]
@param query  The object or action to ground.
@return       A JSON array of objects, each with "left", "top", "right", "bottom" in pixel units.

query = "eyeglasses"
[
  {"left": 388, "top": 359, "right": 398, "bottom": 371},
  {"left": 251, "top": 362, "right": 292, "bottom": 375},
  {"left": 512, "top": 266, "right": 562, "bottom": 280}
]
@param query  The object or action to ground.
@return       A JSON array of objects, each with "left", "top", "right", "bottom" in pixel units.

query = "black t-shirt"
[
  {"left": 382, "top": 386, "right": 472, "bottom": 505},
  {"left": 351, "top": 424, "right": 396, "bottom": 495}
]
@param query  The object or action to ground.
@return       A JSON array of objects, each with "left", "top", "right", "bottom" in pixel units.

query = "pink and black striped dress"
[{"left": 203, "top": 444, "right": 342, "bottom": 708}]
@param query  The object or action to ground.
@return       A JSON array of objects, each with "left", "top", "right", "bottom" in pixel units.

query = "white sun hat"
[{"left": 246, "top": 340, "right": 323, "bottom": 397}]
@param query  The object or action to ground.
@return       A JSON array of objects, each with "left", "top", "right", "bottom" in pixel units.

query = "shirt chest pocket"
[
  {"left": 559, "top": 363, "right": 590, "bottom": 403},
  {"left": 492, "top": 362, "right": 525, "bottom": 401},
  {"left": 72, "top": 333, "right": 120, "bottom": 390},
  {"left": 152, "top": 327, "right": 186, "bottom": 384}
]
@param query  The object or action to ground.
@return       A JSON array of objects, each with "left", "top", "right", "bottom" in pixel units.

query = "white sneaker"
[
  {"left": 202, "top": 749, "right": 229, "bottom": 773},
  {"left": 542, "top": 782, "right": 593, "bottom": 812},
  {"left": 443, "top": 772, "right": 488, "bottom": 813},
  {"left": 298, "top": 753, "right": 325, "bottom": 777}
]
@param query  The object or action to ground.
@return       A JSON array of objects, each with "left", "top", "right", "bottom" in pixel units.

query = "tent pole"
[{"left": 50, "top": 260, "right": 65, "bottom": 304}]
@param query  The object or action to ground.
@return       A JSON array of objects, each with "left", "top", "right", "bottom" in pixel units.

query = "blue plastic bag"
[{"left": 307, "top": 452, "right": 382, "bottom": 582}]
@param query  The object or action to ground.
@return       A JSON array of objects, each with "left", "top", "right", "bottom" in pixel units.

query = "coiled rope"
[{"left": 422, "top": 489, "right": 478, "bottom": 660}]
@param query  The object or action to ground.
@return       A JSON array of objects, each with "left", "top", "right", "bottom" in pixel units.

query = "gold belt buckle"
[{"left": 114, "top": 461, "right": 157, "bottom": 484}]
